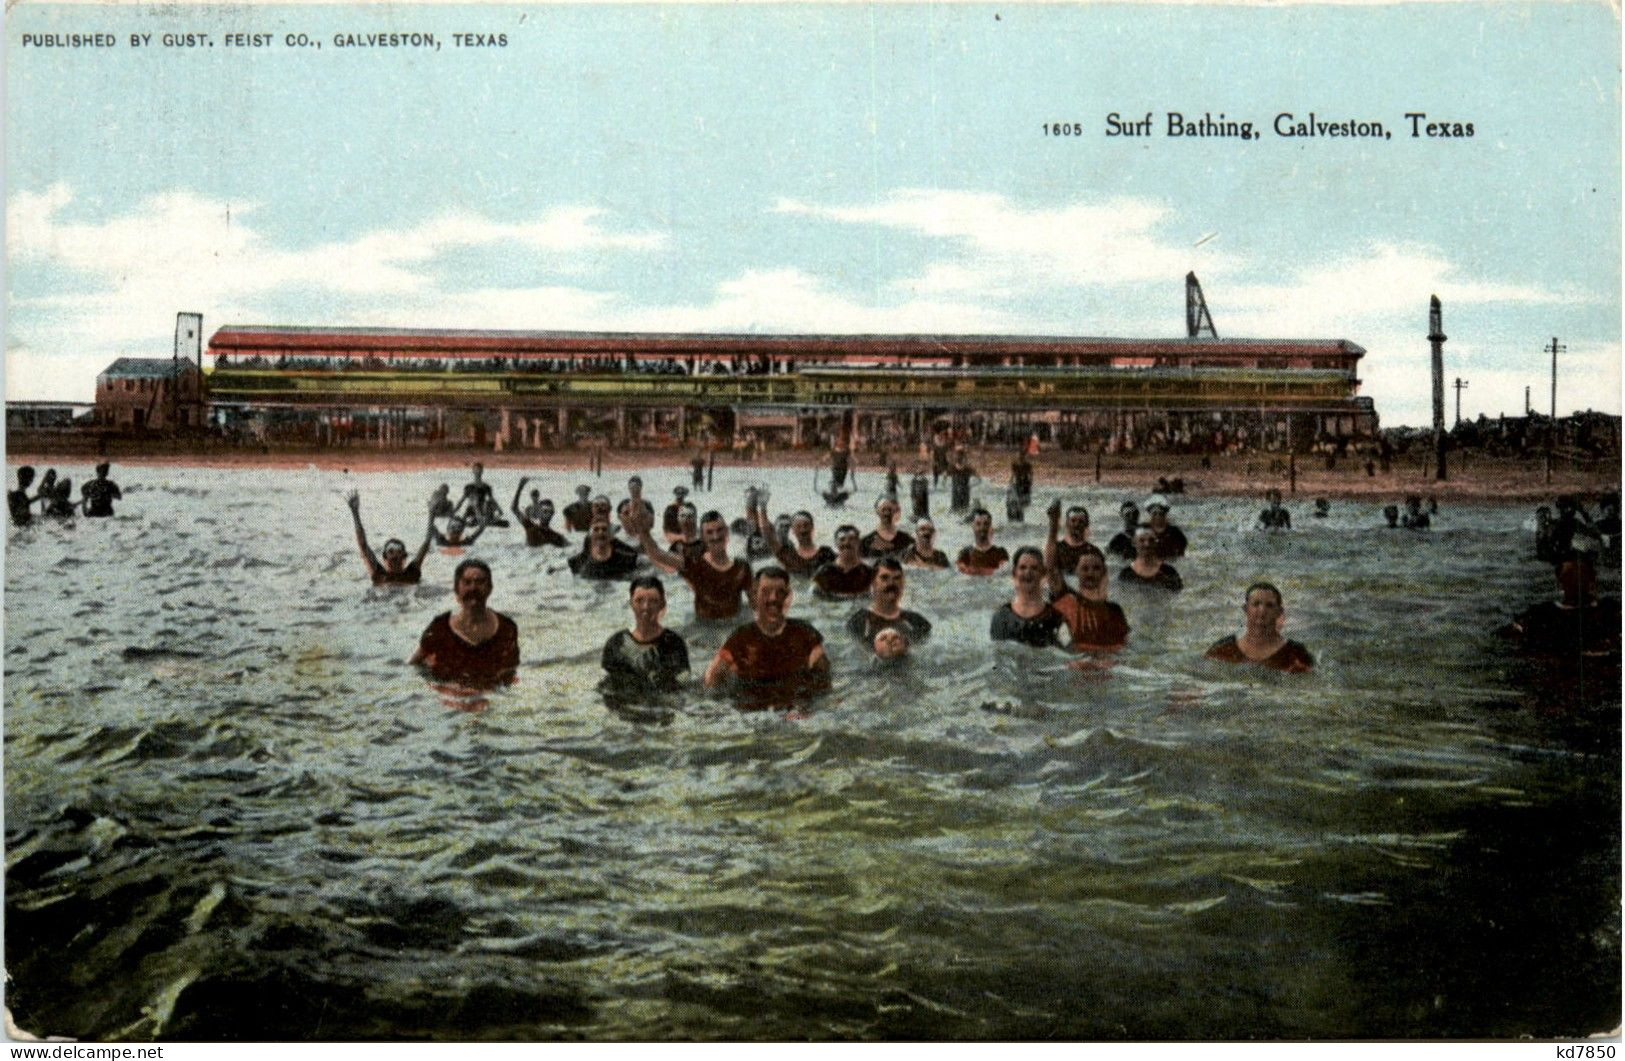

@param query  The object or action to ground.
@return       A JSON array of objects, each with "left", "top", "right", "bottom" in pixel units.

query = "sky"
[{"left": 5, "top": 1, "right": 1620, "bottom": 426}]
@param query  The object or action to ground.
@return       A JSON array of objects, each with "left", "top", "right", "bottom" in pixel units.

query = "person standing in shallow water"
[
  {"left": 80, "top": 463, "right": 122, "bottom": 518},
  {"left": 8, "top": 466, "right": 37, "bottom": 526},
  {"left": 1044, "top": 500, "right": 1128, "bottom": 653},
  {"left": 411, "top": 558, "right": 520, "bottom": 689},
  {"left": 704, "top": 566, "right": 830, "bottom": 694},
  {"left": 347, "top": 490, "right": 433, "bottom": 585},
  {"left": 845, "top": 557, "right": 932, "bottom": 650},
  {"left": 509, "top": 478, "right": 568, "bottom": 548},
  {"left": 1118, "top": 528, "right": 1182, "bottom": 591},
  {"left": 1205, "top": 581, "right": 1314, "bottom": 673},
  {"left": 601, "top": 575, "right": 691, "bottom": 693},
  {"left": 989, "top": 546, "right": 1065, "bottom": 648}
]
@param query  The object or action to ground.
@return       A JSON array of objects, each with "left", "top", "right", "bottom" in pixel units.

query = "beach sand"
[{"left": 6, "top": 441, "right": 1617, "bottom": 503}]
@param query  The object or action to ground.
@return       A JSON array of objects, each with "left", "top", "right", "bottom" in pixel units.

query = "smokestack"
[{"left": 1429, "top": 295, "right": 1447, "bottom": 481}]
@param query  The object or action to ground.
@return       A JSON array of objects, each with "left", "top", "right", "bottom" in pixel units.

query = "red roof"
[{"left": 207, "top": 325, "right": 1364, "bottom": 360}]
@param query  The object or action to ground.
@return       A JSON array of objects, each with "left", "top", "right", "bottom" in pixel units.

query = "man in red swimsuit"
[
  {"left": 704, "top": 566, "right": 829, "bottom": 694},
  {"left": 1204, "top": 582, "right": 1313, "bottom": 672},
  {"left": 627, "top": 504, "right": 751, "bottom": 621},
  {"left": 411, "top": 558, "right": 520, "bottom": 689}
]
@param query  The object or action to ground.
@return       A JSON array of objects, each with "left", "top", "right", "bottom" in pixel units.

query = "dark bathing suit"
[
  {"left": 372, "top": 560, "right": 424, "bottom": 586},
  {"left": 562, "top": 500, "right": 593, "bottom": 532},
  {"left": 416, "top": 612, "right": 520, "bottom": 688},
  {"left": 1106, "top": 532, "right": 1136, "bottom": 560},
  {"left": 522, "top": 525, "right": 569, "bottom": 548},
  {"left": 905, "top": 548, "right": 950, "bottom": 569},
  {"left": 813, "top": 561, "right": 875, "bottom": 598},
  {"left": 8, "top": 490, "right": 32, "bottom": 526},
  {"left": 570, "top": 543, "right": 640, "bottom": 580},
  {"left": 1054, "top": 539, "right": 1101, "bottom": 574},
  {"left": 990, "top": 603, "right": 1064, "bottom": 648},
  {"left": 1118, "top": 564, "right": 1183, "bottom": 591},
  {"left": 81, "top": 479, "right": 121, "bottom": 517},
  {"left": 775, "top": 542, "right": 836, "bottom": 578},
  {"left": 1204, "top": 636, "right": 1314, "bottom": 673},
  {"left": 601, "top": 628, "right": 691, "bottom": 691},
  {"left": 846, "top": 608, "right": 932, "bottom": 644},
  {"left": 1150, "top": 525, "right": 1188, "bottom": 558},
  {"left": 957, "top": 545, "right": 1009, "bottom": 575},
  {"left": 860, "top": 529, "right": 913, "bottom": 559}
]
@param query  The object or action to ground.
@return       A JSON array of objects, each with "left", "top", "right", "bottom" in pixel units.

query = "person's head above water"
[
  {"left": 1383, "top": 505, "right": 1400, "bottom": 527},
  {"left": 1118, "top": 500, "right": 1139, "bottom": 529},
  {"left": 1010, "top": 546, "right": 1046, "bottom": 590},
  {"left": 834, "top": 524, "right": 861, "bottom": 559},
  {"left": 628, "top": 574, "right": 667, "bottom": 628},
  {"left": 452, "top": 557, "right": 494, "bottom": 610},
  {"left": 576, "top": 485, "right": 592, "bottom": 499},
  {"left": 95, "top": 462, "right": 111, "bottom": 479},
  {"left": 749, "top": 565, "right": 793, "bottom": 627},
  {"left": 700, "top": 510, "right": 729, "bottom": 554},
  {"left": 15, "top": 466, "right": 34, "bottom": 489},
  {"left": 1242, "top": 581, "right": 1287, "bottom": 638},
  {"left": 673, "top": 485, "right": 689, "bottom": 499},
  {"left": 1265, "top": 488, "right": 1282, "bottom": 504},
  {"left": 1073, "top": 547, "right": 1109, "bottom": 593},
  {"left": 1133, "top": 527, "right": 1160, "bottom": 560},
  {"left": 1065, "top": 505, "right": 1090, "bottom": 538},
  {"left": 871, "top": 556, "right": 905, "bottom": 607},
  {"left": 380, "top": 537, "right": 409, "bottom": 571}
]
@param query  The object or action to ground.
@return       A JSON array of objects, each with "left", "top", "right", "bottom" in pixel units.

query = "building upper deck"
[{"left": 207, "top": 325, "right": 1365, "bottom": 373}]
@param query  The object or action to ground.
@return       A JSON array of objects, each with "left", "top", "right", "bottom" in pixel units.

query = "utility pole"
[
  {"left": 1453, "top": 377, "right": 1469, "bottom": 426},
  {"left": 1544, "top": 336, "right": 1565, "bottom": 484},
  {"left": 1525, "top": 386, "right": 1531, "bottom": 417},
  {"left": 1429, "top": 296, "right": 1447, "bottom": 481}
]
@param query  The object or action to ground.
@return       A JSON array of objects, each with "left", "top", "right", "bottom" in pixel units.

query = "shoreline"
[{"left": 5, "top": 444, "right": 1617, "bottom": 503}]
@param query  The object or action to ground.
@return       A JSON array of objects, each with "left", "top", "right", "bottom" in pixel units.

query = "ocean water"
[{"left": 4, "top": 461, "right": 1619, "bottom": 1040}]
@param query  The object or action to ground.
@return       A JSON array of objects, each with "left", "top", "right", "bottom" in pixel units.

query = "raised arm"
[
  {"left": 1043, "top": 498, "right": 1066, "bottom": 598},
  {"left": 510, "top": 476, "right": 538, "bottom": 531},
  {"left": 409, "top": 511, "right": 435, "bottom": 570},
  {"left": 754, "top": 501, "right": 782, "bottom": 554},
  {"left": 625, "top": 502, "right": 682, "bottom": 573},
  {"left": 347, "top": 491, "right": 382, "bottom": 576}
]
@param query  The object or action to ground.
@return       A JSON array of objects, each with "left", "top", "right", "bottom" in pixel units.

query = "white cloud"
[
  {"left": 6, "top": 183, "right": 667, "bottom": 358},
  {"left": 611, "top": 268, "right": 1018, "bottom": 335},
  {"left": 776, "top": 188, "right": 1238, "bottom": 297}
]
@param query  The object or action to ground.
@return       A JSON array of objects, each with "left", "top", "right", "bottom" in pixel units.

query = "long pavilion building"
[{"left": 202, "top": 323, "right": 1377, "bottom": 451}]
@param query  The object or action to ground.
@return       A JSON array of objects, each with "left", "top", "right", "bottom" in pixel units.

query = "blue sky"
[{"left": 6, "top": 2, "right": 1619, "bottom": 425}]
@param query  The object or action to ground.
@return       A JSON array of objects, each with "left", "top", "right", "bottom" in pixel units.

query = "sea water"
[{"left": 4, "top": 462, "right": 1619, "bottom": 1039}]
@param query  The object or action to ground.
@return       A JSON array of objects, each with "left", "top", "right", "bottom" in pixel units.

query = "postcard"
[{"left": 4, "top": 0, "right": 1620, "bottom": 1044}]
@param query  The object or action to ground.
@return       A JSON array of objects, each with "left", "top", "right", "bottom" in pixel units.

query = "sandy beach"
[{"left": 7, "top": 440, "right": 1617, "bottom": 504}]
